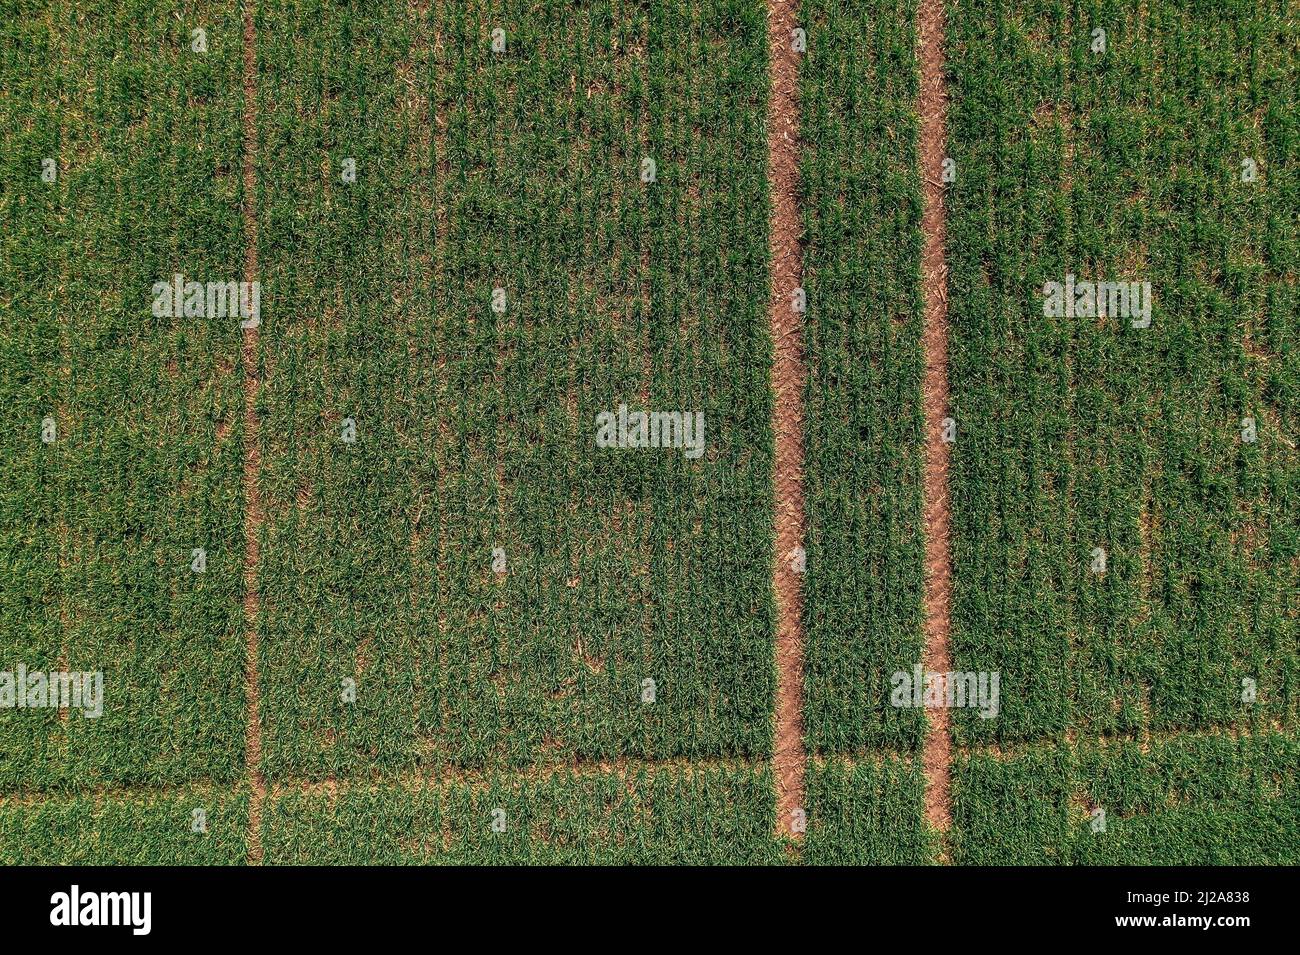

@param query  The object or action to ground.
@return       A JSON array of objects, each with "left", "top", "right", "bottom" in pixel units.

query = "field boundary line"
[
  {"left": 809, "top": 751, "right": 923, "bottom": 772},
  {"left": 429, "top": 0, "right": 455, "bottom": 795},
  {"left": 918, "top": 0, "right": 954, "bottom": 860},
  {"left": 269, "top": 755, "right": 765, "bottom": 799},
  {"left": 0, "top": 780, "right": 243, "bottom": 810},
  {"left": 5, "top": 722, "right": 1291, "bottom": 809},
  {"left": 766, "top": 0, "right": 807, "bottom": 842},
  {"left": 0, "top": 757, "right": 766, "bottom": 807},
  {"left": 954, "top": 719, "right": 1294, "bottom": 763},
  {"left": 240, "top": 0, "right": 266, "bottom": 867}
]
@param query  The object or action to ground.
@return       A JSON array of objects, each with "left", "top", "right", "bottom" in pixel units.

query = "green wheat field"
[{"left": 0, "top": 0, "right": 1295, "bottom": 864}]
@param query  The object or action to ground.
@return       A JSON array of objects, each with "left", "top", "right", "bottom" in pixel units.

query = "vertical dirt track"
[
  {"left": 241, "top": 0, "right": 266, "bottom": 866},
  {"left": 918, "top": 0, "right": 954, "bottom": 851},
  {"left": 766, "top": 0, "right": 807, "bottom": 841}
]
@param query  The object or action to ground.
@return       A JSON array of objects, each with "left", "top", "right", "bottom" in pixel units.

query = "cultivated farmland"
[
  {"left": 944, "top": 0, "right": 1298, "bottom": 859},
  {"left": 0, "top": 0, "right": 1295, "bottom": 866}
]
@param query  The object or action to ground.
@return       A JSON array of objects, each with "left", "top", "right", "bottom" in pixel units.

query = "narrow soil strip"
[
  {"left": 918, "top": 0, "right": 954, "bottom": 854},
  {"left": 766, "top": 0, "right": 807, "bottom": 840},
  {"left": 430, "top": 0, "right": 455, "bottom": 765},
  {"left": 271, "top": 755, "right": 763, "bottom": 799},
  {"left": 946, "top": 719, "right": 1291, "bottom": 767},
  {"left": 399, "top": 0, "right": 435, "bottom": 749},
  {"left": 240, "top": 1, "right": 266, "bottom": 866},
  {"left": 7, "top": 720, "right": 1287, "bottom": 806}
]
